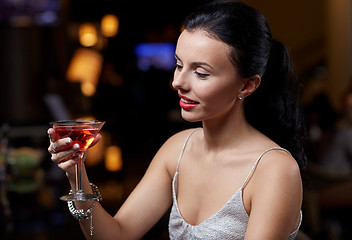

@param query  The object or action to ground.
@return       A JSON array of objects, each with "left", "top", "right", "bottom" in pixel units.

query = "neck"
[{"left": 201, "top": 106, "right": 254, "bottom": 153}]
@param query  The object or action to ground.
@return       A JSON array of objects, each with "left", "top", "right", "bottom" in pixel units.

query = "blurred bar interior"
[{"left": 0, "top": 0, "right": 352, "bottom": 239}]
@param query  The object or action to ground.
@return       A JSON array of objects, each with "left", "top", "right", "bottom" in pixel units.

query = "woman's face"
[{"left": 172, "top": 30, "right": 245, "bottom": 122}]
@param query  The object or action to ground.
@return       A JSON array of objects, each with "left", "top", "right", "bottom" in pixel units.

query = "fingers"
[
  {"left": 50, "top": 144, "right": 80, "bottom": 163},
  {"left": 48, "top": 137, "right": 73, "bottom": 154},
  {"left": 50, "top": 143, "right": 81, "bottom": 175},
  {"left": 48, "top": 127, "right": 84, "bottom": 175},
  {"left": 47, "top": 128, "right": 60, "bottom": 142},
  {"left": 47, "top": 127, "right": 99, "bottom": 174},
  {"left": 48, "top": 127, "right": 79, "bottom": 163}
]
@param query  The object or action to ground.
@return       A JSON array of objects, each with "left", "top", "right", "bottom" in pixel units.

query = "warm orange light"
[
  {"left": 66, "top": 48, "right": 103, "bottom": 96},
  {"left": 86, "top": 130, "right": 106, "bottom": 167},
  {"left": 180, "top": 24, "right": 185, "bottom": 33},
  {"left": 101, "top": 14, "right": 119, "bottom": 37},
  {"left": 79, "top": 23, "right": 98, "bottom": 47},
  {"left": 81, "top": 81, "right": 96, "bottom": 96},
  {"left": 104, "top": 146, "right": 123, "bottom": 172},
  {"left": 75, "top": 116, "right": 96, "bottom": 121}
]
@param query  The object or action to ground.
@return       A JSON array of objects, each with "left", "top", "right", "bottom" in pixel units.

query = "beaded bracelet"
[{"left": 67, "top": 183, "right": 102, "bottom": 236}]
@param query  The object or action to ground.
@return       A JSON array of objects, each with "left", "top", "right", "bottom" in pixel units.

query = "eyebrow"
[{"left": 174, "top": 54, "right": 214, "bottom": 69}]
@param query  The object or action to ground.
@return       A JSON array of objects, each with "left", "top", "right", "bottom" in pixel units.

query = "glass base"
[{"left": 60, "top": 191, "right": 98, "bottom": 201}]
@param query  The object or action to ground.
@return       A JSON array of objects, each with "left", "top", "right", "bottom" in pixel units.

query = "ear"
[{"left": 239, "top": 74, "right": 261, "bottom": 99}]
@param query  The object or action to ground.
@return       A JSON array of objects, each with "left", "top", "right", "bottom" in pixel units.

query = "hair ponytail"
[{"left": 245, "top": 39, "right": 307, "bottom": 169}]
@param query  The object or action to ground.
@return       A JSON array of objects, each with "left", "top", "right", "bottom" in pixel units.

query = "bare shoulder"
[
  {"left": 245, "top": 148, "right": 303, "bottom": 237},
  {"left": 159, "top": 128, "right": 197, "bottom": 153},
  {"left": 154, "top": 128, "right": 199, "bottom": 177},
  {"left": 251, "top": 149, "right": 302, "bottom": 198},
  {"left": 256, "top": 149, "right": 301, "bottom": 184},
  {"left": 254, "top": 149, "right": 302, "bottom": 210}
]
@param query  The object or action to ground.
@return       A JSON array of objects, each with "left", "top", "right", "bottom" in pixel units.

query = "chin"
[{"left": 181, "top": 111, "right": 203, "bottom": 123}]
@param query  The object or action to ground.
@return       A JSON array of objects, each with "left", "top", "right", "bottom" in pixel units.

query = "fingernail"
[
  {"left": 47, "top": 129, "right": 53, "bottom": 136},
  {"left": 72, "top": 143, "right": 80, "bottom": 150},
  {"left": 65, "top": 138, "right": 72, "bottom": 145}
]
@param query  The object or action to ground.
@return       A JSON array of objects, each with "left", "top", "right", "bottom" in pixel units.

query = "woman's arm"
[
  {"left": 48, "top": 128, "right": 189, "bottom": 239},
  {"left": 244, "top": 151, "right": 303, "bottom": 240},
  {"left": 80, "top": 142, "right": 174, "bottom": 240}
]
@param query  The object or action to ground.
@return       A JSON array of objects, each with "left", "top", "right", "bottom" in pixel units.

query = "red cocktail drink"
[
  {"left": 50, "top": 120, "right": 105, "bottom": 201},
  {"left": 54, "top": 126, "right": 100, "bottom": 151}
]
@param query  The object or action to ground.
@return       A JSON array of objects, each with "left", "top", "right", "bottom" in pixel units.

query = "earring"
[{"left": 238, "top": 95, "right": 243, "bottom": 100}]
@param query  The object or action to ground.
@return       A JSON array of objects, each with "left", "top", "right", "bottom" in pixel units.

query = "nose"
[
  {"left": 172, "top": 70, "right": 187, "bottom": 91},
  {"left": 171, "top": 77, "right": 181, "bottom": 90}
]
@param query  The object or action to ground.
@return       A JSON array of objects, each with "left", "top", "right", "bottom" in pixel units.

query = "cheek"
[
  {"left": 199, "top": 83, "right": 238, "bottom": 106},
  {"left": 202, "top": 76, "right": 240, "bottom": 99}
]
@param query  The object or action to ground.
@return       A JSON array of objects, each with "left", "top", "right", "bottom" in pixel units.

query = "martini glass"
[{"left": 50, "top": 120, "right": 105, "bottom": 201}]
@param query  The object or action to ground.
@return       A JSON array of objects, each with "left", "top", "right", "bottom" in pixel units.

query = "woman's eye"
[
  {"left": 175, "top": 64, "right": 183, "bottom": 70},
  {"left": 194, "top": 71, "right": 210, "bottom": 78}
]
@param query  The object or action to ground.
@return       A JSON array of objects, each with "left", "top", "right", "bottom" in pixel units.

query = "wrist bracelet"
[{"left": 67, "top": 183, "right": 102, "bottom": 236}]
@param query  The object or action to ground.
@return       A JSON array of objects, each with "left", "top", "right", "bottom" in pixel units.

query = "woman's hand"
[{"left": 47, "top": 128, "right": 101, "bottom": 174}]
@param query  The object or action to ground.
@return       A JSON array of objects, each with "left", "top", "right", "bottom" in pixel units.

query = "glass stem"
[{"left": 75, "top": 151, "right": 85, "bottom": 193}]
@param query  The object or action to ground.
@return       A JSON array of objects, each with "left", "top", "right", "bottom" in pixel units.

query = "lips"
[{"left": 178, "top": 93, "right": 199, "bottom": 110}]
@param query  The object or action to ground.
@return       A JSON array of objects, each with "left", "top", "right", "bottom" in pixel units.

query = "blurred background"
[{"left": 0, "top": 0, "right": 351, "bottom": 239}]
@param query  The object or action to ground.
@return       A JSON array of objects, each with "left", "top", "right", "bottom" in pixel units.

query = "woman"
[{"left": 48, "top": 1, "right": 306, "bottom": 239}]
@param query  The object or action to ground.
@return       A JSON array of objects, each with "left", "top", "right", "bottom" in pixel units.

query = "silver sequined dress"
[{"left": 168, "top": 129, "right": 301, "bottom": 240}]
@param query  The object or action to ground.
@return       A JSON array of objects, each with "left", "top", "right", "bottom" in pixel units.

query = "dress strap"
[
  {"left": 240, "top": 147, "right": 291, "bottom": 190},
  {"left": 175, "top": 128, "right": 201, "bottom": 173}
]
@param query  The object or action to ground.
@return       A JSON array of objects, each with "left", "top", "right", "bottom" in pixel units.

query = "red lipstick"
[{"left": 178, "top": 94, "right": 198, "bottom": 110}]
